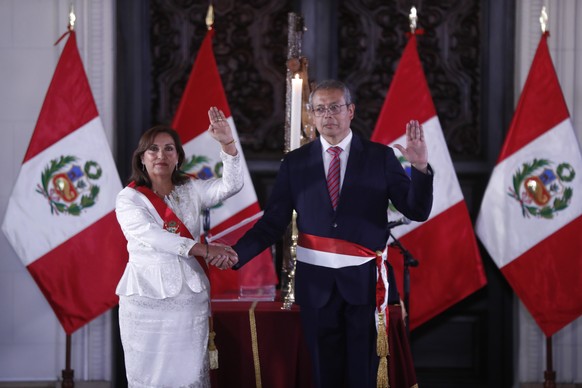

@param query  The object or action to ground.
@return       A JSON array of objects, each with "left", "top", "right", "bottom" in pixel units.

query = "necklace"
[{"left": 153, "top": 186, "right": 173, "bottom": 198}]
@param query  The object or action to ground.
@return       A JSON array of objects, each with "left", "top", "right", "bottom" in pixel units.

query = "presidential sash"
[
  {"left": 129, "top": 182, "right": 209, "bottom": 278},
  {"left": 297, "top": 232, "right": 392, "bottom": 387}
]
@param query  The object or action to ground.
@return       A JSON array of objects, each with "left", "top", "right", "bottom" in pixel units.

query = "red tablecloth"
[{"left": 210, "top": 301, "right": 314, "bottom": 388}]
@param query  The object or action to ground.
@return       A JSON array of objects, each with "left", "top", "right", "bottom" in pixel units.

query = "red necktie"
[{"left": 326, "top": 146, "right": 342, "bottom": 210}]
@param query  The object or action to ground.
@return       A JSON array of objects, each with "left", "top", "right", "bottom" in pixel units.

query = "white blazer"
[{"left": 115, "top": 151, "right": 243, "bottom": 298}]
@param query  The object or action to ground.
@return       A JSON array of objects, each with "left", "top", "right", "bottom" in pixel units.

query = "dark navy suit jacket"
[{"left": 233, "top": 133, "right": 433, "bottom": 308}]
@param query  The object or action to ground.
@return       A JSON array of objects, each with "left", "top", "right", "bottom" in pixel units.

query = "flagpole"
[
  {"left": 62, "top": 333, "right": 74, "bottom": 388},
  {"left": 544, "top": 336, "right": 556, "bottom": 387},
  {"left": 384, "top": 6, "right": 423, "bottom": 335},
  {"left": 202, "top": 5, "right": 214, "bottom": 245},
  {"left": 536, "top": 7, "right": 556, "bottom": 387},
  {"left": 60, "top": 6, "right": 77, "bottom": 387}
]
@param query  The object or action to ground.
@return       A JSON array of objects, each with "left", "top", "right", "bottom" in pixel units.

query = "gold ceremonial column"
[{"left": 280, "top": 12, "right": 315, "bottom": 309}]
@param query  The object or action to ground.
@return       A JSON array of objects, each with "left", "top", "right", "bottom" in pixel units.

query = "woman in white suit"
[{"left": 115, "top": 107, "right": 241, "bottom": 387}]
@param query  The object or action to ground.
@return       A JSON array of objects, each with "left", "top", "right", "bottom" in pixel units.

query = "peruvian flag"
[
  {"left": 371, "top": 34, "right": 487, "bottom": 330},
  {"left": 172, "top": 29, "right": 278, "bottom": 298},
  {"left": 475, "top": 32, "right": 582, "bottom": 337},
  {"left": 1, "top": 31, "right": 127, "bottom": 334}
]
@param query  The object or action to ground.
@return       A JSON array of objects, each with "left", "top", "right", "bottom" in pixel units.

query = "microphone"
[{"left": 387, "top": 217, "right": 411, "bottom": 229}]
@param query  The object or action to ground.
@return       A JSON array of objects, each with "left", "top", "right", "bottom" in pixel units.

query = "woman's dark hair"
[{"left": 129, "top": 125, "right": 190, "bottom": 187}]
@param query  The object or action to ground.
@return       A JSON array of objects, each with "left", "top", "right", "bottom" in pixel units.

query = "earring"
[
  {"left": 175, "top": 164, "right": 179, "bottom": 171},
  {"left": 142, "top": 163, "right": 145, "bottom": 171}
]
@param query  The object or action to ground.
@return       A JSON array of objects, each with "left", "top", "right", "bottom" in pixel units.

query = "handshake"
[{"left": 203, "top": 243, "right": 239, "bottom": 270}]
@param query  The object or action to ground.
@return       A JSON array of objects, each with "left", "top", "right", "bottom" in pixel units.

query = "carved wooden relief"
[
  {"left": 150, "top": 0, "right": 482, "bottom": 159},
  {"left": 338, "top": 0, "right": 481, "bottom": 158},
  {"left": 150, "top": 0, "right": 293, "bottom": 158}
]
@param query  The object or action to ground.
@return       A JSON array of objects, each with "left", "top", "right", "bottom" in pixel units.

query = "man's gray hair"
[{"left": 308, "top": 79, "right": 353, "bottom": 106}]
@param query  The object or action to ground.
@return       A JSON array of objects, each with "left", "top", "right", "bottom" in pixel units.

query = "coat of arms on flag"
[
  {"left": 182, "top": 154, "right": 223, "bottom": 181},
  {"left": 37, "top": 156, "right": 104, "bottom": 215},
  {"left": 508, "top": 158, "right": 575, "bottom": 218}
]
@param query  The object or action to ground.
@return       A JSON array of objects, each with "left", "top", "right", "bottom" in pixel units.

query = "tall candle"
[{"left": 290, "top": 74, "right": 303, "bottom": 151}]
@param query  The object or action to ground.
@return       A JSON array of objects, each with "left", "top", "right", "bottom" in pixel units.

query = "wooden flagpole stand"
[
  {"left": 61, "top": 333, "right": 75, "bottom": 388},
  {"left": 543, "top": 336, "right": 556, "bottom": 388}
]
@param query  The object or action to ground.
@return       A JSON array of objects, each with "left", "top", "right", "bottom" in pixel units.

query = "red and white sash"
[
  {"left": 297, "top": 233, "right": 393, "bottom": 386},
  {"left": 129, "top": 182, "right": 209, "bottom": 278},
  {"left": 297, "top": 233, "right": 389, "bottom": 314}
]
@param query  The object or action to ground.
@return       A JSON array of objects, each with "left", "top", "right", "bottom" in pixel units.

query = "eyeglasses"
[{"left": 310, "top": 104, "right": 350, "bottom": 117}]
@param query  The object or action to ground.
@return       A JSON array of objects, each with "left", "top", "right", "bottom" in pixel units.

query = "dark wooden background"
[{"left": 114, "top": 0, "right": 516, "bottom": 386}]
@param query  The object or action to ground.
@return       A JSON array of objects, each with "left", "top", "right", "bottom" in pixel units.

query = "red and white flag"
[
  {"left": 475, "top": 32, "right": 582, "bottom": 337},
  {"left": 1, "top": 31, "right": 127, "bottom": 334},
  {"left": 371, "top": 34, "right": 487, "bottom": 330},
  {"left": 172, "top": 29, "right": 278, "bottom": 298}
]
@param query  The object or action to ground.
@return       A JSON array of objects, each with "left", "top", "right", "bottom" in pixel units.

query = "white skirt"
[{"left": 119, "top": 284, "right": 210, "bottom": 388}]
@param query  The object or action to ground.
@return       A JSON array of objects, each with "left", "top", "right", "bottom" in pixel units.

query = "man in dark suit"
[{"left": 232, "top": 79, "right": 433, "bottom": 388}]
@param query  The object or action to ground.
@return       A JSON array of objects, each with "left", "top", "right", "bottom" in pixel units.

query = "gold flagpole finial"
[
  {"left": 539, "top": 6, "right": 548, "bottom": 33},
  {"left": 68, "top": 3, "right": 76, "bottom": 31},
  {"left": 409, "top": 6, "right": 418, "bottom": 34},
  {"left": 205, "top": 3, "right": 214, "bottom": 30}
]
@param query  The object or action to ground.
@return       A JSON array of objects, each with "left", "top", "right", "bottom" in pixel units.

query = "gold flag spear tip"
[
  {"left": 206, "top": 3, "right": 214, "bottom": 30},
  {"left": 68, "top": 3, "right": 76, "bottom": 31},
  {"left": 409, "top": 6, "right": 417, "bottom": 34},
  {"left": 539, "top": 6, "right": 548, "bottom": 33}
]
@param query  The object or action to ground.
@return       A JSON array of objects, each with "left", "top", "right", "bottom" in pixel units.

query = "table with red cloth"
[{"left": 210, "top": 301, "right": 314, "bottom": 388}]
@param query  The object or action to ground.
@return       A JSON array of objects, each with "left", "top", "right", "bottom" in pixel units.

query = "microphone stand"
[{"left": 388, "top": 230, "right": 418, "bottom": 334}]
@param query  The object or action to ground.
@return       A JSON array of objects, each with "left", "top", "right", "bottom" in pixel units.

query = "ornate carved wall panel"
[
  {"left": 338, "top": 0, "right": 482, "bottom": 159},
  {"left": 150, "top": 0, "right": 293, "bottom": 158},
  {"left": 149, "top": 0, "right": 481, "bottom": 161}
]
